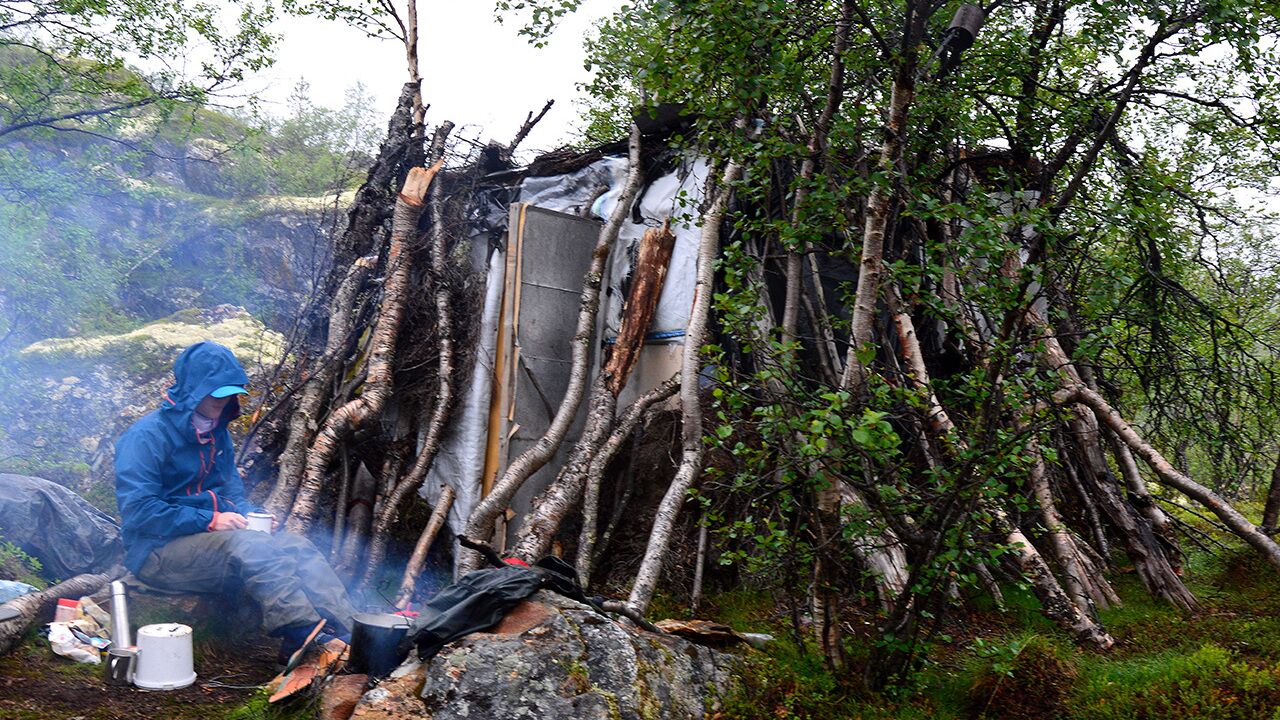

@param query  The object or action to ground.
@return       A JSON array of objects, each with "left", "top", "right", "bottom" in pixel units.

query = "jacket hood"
[{"left": 162, "top": 342, "right": 249, "bottom": 421}]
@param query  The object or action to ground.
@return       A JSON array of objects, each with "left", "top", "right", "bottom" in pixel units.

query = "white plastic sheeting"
[
  {"left": 423, "top": 152, "right": 709, "bottom": 558},
  {"left": 422, "top": 250, "right": 505, "bottom": 545},
  {"left": 522, "top": 155, "right": 712, "bottom": 340}
]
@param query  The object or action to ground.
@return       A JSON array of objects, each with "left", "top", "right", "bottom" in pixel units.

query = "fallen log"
[{"left": 0, "top": 566, "right": 121, "bottom": 656}]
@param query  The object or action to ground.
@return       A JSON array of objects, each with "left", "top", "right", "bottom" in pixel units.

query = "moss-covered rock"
[
  {"left": 349, "top": 591, "right": 738, "bottom": 720},
  {"left": 0, "top": 307, "right": 285, "bottom": 509},
  {"left": 21, "top": 305, "right": 283, "bottom": 373}
]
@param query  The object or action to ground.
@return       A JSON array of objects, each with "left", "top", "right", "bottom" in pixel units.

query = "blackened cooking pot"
[{"left": 349, "top": 612, "right": 412, "bottom": 678}]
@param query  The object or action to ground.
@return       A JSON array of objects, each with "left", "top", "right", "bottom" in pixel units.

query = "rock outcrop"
[
  {"left": 1, "top": 307, "right": 285, "bottom": 505},
  {"left": 345, "top": 591, "right": 738, "bottom": 720}
]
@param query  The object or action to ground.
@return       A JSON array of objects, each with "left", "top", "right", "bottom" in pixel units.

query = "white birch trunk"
[{"left": 627, "top": 154, "right": 743, "bottom": 614}]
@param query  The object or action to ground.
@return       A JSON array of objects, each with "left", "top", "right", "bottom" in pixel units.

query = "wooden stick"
[
  {"left": 287, "top": 159, "right": 444, "bottom": 533},
  {"left": 1070, "top": 384, "right": 1280, "bottom": 570},
  {"left": 628, "top": 142, "right": 745, "bottom": 615},
  {"left": 691, "top": 513, "right": 709, "bottom": 612},
  {"left": 576, "top": 377, "right": 678, "bottom": 585},
  {"left": 393, "top": 485, "right": 456, "bottom": 609}
]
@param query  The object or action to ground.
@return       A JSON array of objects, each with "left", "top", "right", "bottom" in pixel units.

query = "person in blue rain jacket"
[{"left": 115, "top": 341, "right": 357, "bottom": 662}]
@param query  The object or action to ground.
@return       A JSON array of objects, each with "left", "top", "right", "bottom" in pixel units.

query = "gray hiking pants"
[{"left": 137, "top": 530, "right": 359, "bottom": 635}]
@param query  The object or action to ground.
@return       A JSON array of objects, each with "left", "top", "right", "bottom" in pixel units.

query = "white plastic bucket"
[{"left": 134, "top": 623, "right": 197, "bottom": 690}]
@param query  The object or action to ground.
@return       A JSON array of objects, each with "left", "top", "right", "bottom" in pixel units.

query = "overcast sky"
[{"left": 246, "top": 0, "right": 622, "bottom": 156}]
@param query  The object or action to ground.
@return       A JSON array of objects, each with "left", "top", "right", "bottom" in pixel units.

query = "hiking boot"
[{"left": 276, "top": 621, "right": 349, "bottom": 670}]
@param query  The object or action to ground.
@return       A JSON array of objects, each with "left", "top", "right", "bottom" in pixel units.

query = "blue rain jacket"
[{"left": 114, "top": 342, "right": 260, "bottom": 573}]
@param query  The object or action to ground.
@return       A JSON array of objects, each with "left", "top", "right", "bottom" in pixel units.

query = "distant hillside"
[{"left": 0, "top": 48, "right": 380, "bottom": 351}]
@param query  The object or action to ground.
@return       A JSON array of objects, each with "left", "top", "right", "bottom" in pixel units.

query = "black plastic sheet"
[
  {"left": 400, "top": 565, "right": 543, "bottom": 661},
  {"left": 0, "top": 474, "right": 122, "bottom": 580}
]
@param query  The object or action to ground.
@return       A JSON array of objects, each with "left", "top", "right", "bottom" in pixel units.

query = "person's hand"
[
  {"left": 211, "top": 512, "right": 247, "bottom": 531},
  {"left": 271, "top": 516, "right": 280, "bottom": 532}
]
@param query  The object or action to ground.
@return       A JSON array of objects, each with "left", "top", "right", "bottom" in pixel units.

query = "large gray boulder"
[{"left": 350, "top": 591, "right": 737, "bottom": 720}]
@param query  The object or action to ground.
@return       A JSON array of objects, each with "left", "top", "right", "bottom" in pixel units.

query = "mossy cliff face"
[
  {"left": 86, "top": 177, "right": 331, "bottom": 329},
  {"left": 0, "top": 306, "right": 285, "bottom": 509}
]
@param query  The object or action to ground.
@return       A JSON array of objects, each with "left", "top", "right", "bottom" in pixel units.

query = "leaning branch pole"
[
  {"left": 459, "top": 123, "right": 645, "bottom": 574},
  {"left": 1067, "top": 385, "right": 1280, "bottom": 570},
  {"left": 362, "top": 122, "right": 456, "bottom": 584},
  {"left": 628, "top": 152, "right": 744, "bottom": 615},
  {"left": 286, "top": 160, "right": 444, "bottom": 533},
  {"left": 393, "top": 485, "right": 455, "bottom": 609}
]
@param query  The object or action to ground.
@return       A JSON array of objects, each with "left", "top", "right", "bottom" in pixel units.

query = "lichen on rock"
[{"left": 346, "top": 591, "right": 737, "bottom": 720}]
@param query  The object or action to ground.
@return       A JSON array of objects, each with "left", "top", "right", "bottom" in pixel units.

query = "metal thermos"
[{"left": 109, "top": 580, "right": 131, "bottom": 648}]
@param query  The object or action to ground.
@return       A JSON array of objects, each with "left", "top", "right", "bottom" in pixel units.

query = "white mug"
[{"left": 246, "top": 512, "right": 274, "bottom": 533}]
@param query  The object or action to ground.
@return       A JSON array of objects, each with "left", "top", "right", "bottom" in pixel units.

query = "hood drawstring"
[{"left": 185, "top": 433, "right": 216, "bottom": 497}]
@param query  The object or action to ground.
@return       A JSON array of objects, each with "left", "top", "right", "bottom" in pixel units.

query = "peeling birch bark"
[
  {"left": 840, "top": 24, "right": 913, "bottom": 392},
  {"left": 286, "top": 159, "right": 445, "bottom": 534},
  {"left": 604, "top": 224, "right": 677, "bottom": 395},
  {"left": 362, "top": 124, "right": 457, "bottom": 584},
  {"left": 1029, "top": 440, "right": 1111, "bottom": 613},
  {"left": 838, "top": 481, "right": 909, "bottom": 610},
  {"left": 628, "top": 152, "right": 744, "bottom": 615},
  {"left": 460, "top": 124, "right": 645, "bottom": 574},
  {"left": 1004, "top": 523, "right": 1115, "bottom": 649}
]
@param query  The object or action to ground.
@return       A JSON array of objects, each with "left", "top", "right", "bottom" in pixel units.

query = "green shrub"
[
  {"left": 718, "top": 647, "right": 857, "bottom": 720},
  {"left": 0, "top": 535, "right": 45, "bottom": 588},
  {"left": 1067, "top": 644, "right": 1280, "bottom": 720},
  {"left": 967, "top": 634, "right": 1077, "bottom": 719}
]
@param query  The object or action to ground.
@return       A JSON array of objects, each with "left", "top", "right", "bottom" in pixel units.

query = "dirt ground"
[{"left": 0, "top": 625, "right": 285, "bottom": 720}]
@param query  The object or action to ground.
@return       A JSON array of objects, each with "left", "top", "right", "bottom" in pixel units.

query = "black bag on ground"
[
  {"left": 0, "top": 474, "right": 122, "bottom": 580},
  {"left": 399, "top": 565, "right": 543, "bottom": 661},
  {"left": 534, "top": 555, "right": 600, "bottom": 607}
]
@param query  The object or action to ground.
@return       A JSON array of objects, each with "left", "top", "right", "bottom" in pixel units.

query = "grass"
[
  {"left": 225, "top": 691, "right": 320, "bottom": 720},
  {"left": 710, "top": 539, "right": 1280, "bottom": 720}
]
